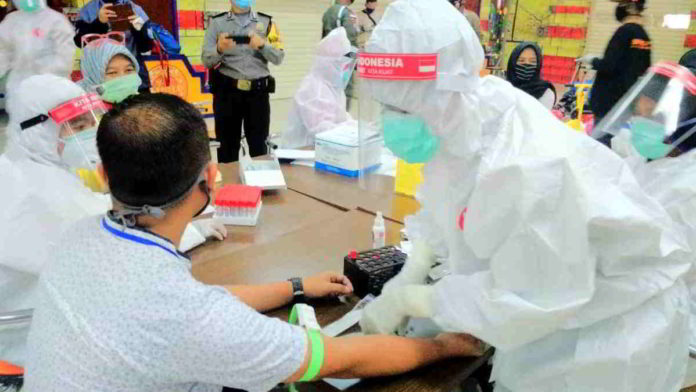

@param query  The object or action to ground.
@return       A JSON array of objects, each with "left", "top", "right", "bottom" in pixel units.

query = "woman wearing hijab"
[
  {"left": 507, "top": 42, "right": 556, "bottom": 109},
  {"left": 73, "top": 0, "right": 153, "bottom": 90},
  {"left": 79, "top": 40, "right": 142, "bottom": 104}
]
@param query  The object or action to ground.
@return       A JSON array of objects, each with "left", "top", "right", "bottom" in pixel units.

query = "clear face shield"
[
  {"left": 356, "top": 52, "right": 440, "bottom": 195},
  {"left": 52, "top": 93, "right": 109, "bottom": 192},
  {"left": 593, "top": 62, "right": 696, "bottom": 160},
  {"left": 340, "top": 50, "right": 358, "bottom": 90}
]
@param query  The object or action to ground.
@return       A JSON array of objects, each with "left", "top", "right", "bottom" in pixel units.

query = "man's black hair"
[{"left": 97, "top": 93, "right": 211, "bottom": 208}]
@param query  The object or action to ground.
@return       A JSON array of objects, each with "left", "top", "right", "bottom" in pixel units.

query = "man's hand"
[
  {"left": 303, "top": 271, "right": 353, "bottom": 298},
  {"left": 249, "top": 32, "right": 266, "bottom": 50},
  {"left": 217, "top": 33, "right": 236, "bottom": 54},
  {"left": 98, "top": 4, "right": 117, "bottom": 24}
]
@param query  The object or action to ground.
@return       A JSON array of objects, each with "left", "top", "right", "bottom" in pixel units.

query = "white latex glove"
[
  {"left": 191, "top": 218, "right": 228, "bottom": 241},
  {"left": 359, "top": 284, "right": 434, "bottom": 335},
  {"left": 576, "top": 54, "right": 599, "bottom": 65},
  {"left": 382, "top": 240, "right": 435, "bottom": 292}
]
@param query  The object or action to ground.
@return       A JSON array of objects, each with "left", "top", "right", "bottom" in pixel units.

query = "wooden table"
[
  {"left": 281, "top": 163, "right": 421, "bottom": 224},
  {"left": 189, "top": 164, "right": 346, "bottom": 265},
  {"left": 192, "top": 210, "right": 490, "bottom": 392}
]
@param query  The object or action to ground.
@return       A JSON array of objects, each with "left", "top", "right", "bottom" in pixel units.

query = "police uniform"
[
  {"left": 202, "top": 10, "right": 284, "bottom": 163},
  {"left": 322, "top": 4, "right": 359, "bottom": 46}
]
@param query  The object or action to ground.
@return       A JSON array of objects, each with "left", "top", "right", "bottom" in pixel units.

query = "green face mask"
[
  {"left": 100, "top": 73, "right": 142, "bottom": 103},
  {"left": 382, "top": 109, "right": 440, "bottom": 164},
  {"left": 17, "top": 0, "right": 42, "bottom": 12},
  {"left": 630, "top": 117, "right": 673, "bottom": 160}
]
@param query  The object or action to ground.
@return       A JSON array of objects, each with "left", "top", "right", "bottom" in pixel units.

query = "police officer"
[
  {"left": 322, "top": 0, "right": 358, "bottom": 46},
  {"left": 202, "top": 0, "right": 284, "bottom": 163}
]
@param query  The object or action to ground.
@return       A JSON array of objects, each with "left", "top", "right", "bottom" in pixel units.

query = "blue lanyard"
[{"left": 101, "top": 218, "right": 181, "bottom": 259}]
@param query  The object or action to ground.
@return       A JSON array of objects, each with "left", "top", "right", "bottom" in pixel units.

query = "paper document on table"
[
  {"left": 322, "top": 295, "right": 375, "bottom": 337},
  {"left": 274, "top": 149, "right": 315, "bottom": 161}
]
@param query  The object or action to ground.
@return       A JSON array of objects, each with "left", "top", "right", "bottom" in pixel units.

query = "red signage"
[{"left": 358, "top": 53, "right": 438, "bottom": 81}]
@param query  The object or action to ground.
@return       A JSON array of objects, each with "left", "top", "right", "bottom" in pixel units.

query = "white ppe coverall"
[
  {"left": 281, "top": 27, "right": 356, "bottom": 148},
  {"left": 0, "top": 75, "right": 110, "bottom": 366},
  {"left": 0, "top": 0, "right": 75, "bottom": 120},
  {"left": 359, "top": 1, "right": 692, "bottom": 391}
]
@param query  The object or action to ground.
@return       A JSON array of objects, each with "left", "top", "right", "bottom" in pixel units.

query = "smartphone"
[
  {"left": 229, "top": 35, "right": 251, "bottom": 45},
  {"left": 109, "top": 3, "right": 135, "bottom": 32}
]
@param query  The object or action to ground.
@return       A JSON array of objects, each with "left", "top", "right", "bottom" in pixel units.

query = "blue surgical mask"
[
  {"left": 234, "top": 0, "right": 254, "bottom": 9},
  {"left": 381, "top": 110, "right": 439, "bottom": 163},
  {"left": 630, "top": 117, "right": 672, "bottom": 159}
]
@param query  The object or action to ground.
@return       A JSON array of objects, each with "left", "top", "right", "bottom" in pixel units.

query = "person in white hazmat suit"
[
  {"left": 0, "top": 75, "right": 227, "bottom": 367},
  {"left": 0, "top": 0, "right": 75, "bottom": 119},
  {"left": 593, "top": 61, "right": 696, "bottom": 388},
  {"left": 281, "top": 27, "right": 357, "bottom": 149},
  {"left": 357, "top": 1, "right": 692, "bottom": 391}
]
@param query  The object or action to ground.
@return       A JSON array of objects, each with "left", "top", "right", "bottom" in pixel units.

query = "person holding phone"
[
  {"left": 202, "top": 0, "right": 285, "bottom": 163},
  {"left": 73, "top": 0, "right": 153, "bottom": 92}
]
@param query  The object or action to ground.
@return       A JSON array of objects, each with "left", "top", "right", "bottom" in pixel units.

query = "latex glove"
[
  {"left": 359, "top": 284, "right": 434, "bottom": 335},
  {"left": 576, "top": 54, "right": 599, "bottom": 64},
  {"left": 128, "top": 15, "right": 145, "bottom": 31},
  {"left": 191, "top": 218, "right": 228, "bottom": 241},
  {"left": 381, "top": 240, "right": 435, "bottom": 292}
]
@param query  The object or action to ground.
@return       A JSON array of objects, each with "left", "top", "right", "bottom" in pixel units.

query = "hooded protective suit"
[
  {"left": 358, "top": 1, "right": 692, "bottom": 391},
  {"left": 281, "top": 27, "right": 356, "bottom": 148},
  {"left": 0, "top": 75, "right": 111, "bottom": 366},
  {"left": 0, "top": 0, "right": 76, "bottom": 117}
]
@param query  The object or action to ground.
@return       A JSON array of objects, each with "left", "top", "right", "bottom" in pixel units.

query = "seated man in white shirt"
[
  {"left": 282, "top": 27, "right": 357, "bottom": 148},
  {"left": 25, "top": 93, "right": 483, "bottom": 392}
]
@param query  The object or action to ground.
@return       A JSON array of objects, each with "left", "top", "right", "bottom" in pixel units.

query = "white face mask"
[{"left": 60, "top": 127, "right": 99, "bottom": 170}]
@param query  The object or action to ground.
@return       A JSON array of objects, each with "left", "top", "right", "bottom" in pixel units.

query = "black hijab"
[{"left": 507, "top": 42, "right": 555, "bottom": 100}]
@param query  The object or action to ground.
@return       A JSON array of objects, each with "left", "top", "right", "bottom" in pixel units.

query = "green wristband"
[
  {"left": 288, "top": 304, "right": 325, "bottom": 383},
  {"left": 299, "top": 329, "right": 324, "bottom": 382}
]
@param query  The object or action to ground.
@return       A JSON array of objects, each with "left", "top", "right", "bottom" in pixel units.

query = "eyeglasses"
[{"left": 81, "top": 32, "right": 126, "bottom": 48}]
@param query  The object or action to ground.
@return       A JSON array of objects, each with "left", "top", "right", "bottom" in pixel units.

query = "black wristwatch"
[{"left": 288, "top": 277, "right": 306, "bottom": 303}]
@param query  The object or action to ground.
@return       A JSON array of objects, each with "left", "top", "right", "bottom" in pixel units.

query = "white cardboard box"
[{"left": 315, "top": 124, "right": 382, "bottom": 178}]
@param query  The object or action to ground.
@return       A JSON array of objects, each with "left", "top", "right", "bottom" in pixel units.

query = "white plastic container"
[{"left": 214, "top": 184, "right": 263, "bottom": 226}]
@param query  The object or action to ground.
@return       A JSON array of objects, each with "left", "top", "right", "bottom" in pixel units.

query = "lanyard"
[{"left": 101, "top": 217, "right": 181, "bottom": 259}]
